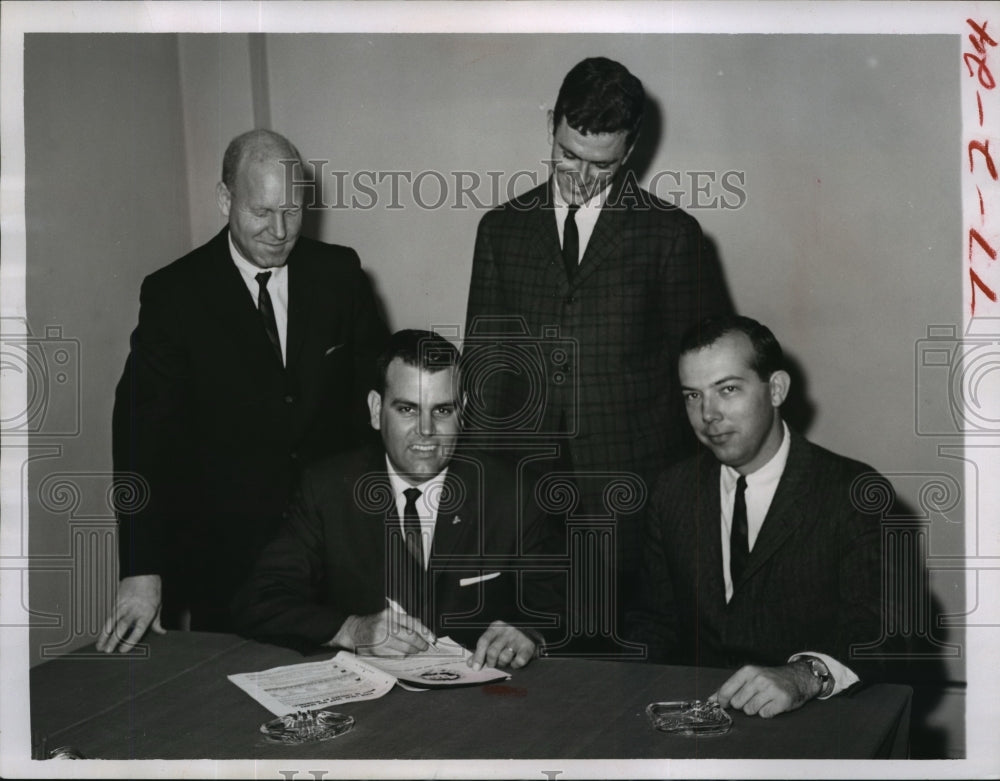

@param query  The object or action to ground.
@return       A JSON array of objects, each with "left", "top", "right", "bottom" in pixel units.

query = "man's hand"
[
  {"left": 468, "top": 620, "right": 537, "bottom": 671},
  {"left": 333, "top": 609, "right": 436, "bottom": 657},
  {"left": 96, "top": 575, "right": 165, "bottom": 653},
  {"left": 712, "top": 662, "right": 822, "bottom": 719}
]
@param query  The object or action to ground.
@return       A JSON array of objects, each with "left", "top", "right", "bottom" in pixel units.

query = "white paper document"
[
  {"left": 229, "top": 638, "right": 509, "bottom": 716},
  {"left": 363, "top": 636, "right": 510, "bottom": 689},
  {"left": 228, "top": 653, "right": 396, "bottom": 716}
]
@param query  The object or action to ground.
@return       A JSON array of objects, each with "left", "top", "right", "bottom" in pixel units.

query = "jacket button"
[
  {"left": 290, "top": 451, "right": 299, "bottom": 461},
  {"left": 284, "top": 395, "right": 295, "bottom": 404},
  {"left": 564, "top": 296, "right": 575, "bottom": 305}
]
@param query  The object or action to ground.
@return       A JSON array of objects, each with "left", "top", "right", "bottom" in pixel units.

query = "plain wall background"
[{"left": 23, "top": 32, "right": 965, "bottom": 756}]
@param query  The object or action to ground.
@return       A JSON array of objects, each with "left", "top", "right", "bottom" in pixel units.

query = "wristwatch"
[{"left": 797, "top": 655, "right": 834, "bottom": 698}]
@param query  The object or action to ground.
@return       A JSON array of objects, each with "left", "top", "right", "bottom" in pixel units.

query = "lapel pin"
[{"left": 452, "top": 515, "right": 462, "bottom": 525}]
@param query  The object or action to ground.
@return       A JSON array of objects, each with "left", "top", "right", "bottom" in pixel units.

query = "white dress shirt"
[
  {"left": 719, "top": 421, "right": 859, "bottom": 697},
  {"left": 386, "top": 459, "right": 449, "bottom": 569},
  {"left": 551, "top": 177, "right": 607, "bottom": 264},
  {"left": 229, "top": 233, "right": 289, "bottom": 365}
]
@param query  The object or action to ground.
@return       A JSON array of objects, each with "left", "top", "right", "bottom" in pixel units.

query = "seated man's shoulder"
[
  {"left": 649, "top": 450, "right": 712, "bottom": 504},
  {"left": 301, "top": 447, "right": 383, "bottom": 495},
  {"left": 792, "top": 434, "right": 892, "bottom": 522},
  {"left": 796, "top": 434, "right": 882, "bottom": 486}
]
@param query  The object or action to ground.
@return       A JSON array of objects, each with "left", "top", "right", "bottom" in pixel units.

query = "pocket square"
[
  {"left": 324, "top": 344, "right": 345, "bottom": 356},
  {"left": 459, "top": 572, "right": 501, "bottom": 587}
]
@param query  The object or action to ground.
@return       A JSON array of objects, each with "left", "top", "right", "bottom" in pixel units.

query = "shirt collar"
[
  {"left": 385, "top": 457, "right": 449, "bottom": 504},
  {"left": 722, "top": 420, "right": 792, "bottom": 489},
  {"left": 228, "top": 231, "right": 288, "bottom": 282}
]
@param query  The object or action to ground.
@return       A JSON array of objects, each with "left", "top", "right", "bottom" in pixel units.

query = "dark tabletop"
[{"left": 31, "top": 631, "right": 911, "bottom": 760}]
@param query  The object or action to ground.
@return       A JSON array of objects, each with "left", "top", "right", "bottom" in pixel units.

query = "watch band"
[{"left": 798, "top": 655, "right": 834, "bottom": 698}]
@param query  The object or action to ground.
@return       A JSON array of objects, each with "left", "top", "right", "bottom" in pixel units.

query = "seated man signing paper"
[
  {"left": 233, "top": 330, "right": 562, "bottom": 670},
  {"left": 627, "top": 315, "right": 894, "bottom": 718}
]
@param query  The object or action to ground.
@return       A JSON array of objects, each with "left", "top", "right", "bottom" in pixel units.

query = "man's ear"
[
  {"left": 367, "top": 389, "right": 382, "bottom": 431},
  {"left": 216, "top": 181, "right": 233, "bottom": 219},
  {"left": 768, "top": 370, "right": 791, "bottom": 408},
  {"left": 622, "top": 136, "right": 638, "bottom": 166}
]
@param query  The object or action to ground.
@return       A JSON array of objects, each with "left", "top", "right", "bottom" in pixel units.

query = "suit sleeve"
[
  {"left": 624, "top": 476, "right": 680, "bottom": 663},
  {"left": 230, "top": 470, "right": 348, "bottom": 650},
  {"left": 662, "top": 213, "right": 733, "bottom": 345},
  {"left": 465, "top": 214, "right": 506, "bottom": 334},
  {"left": 834, "top": 469, "right": 894, "bottom": 685},
  {"left": 113, "top": 274, "right": 192, "bottom": 578},
  {"left": 516, "top": 486, "right": 568, "bottom": 645},
  {"left": 343, "top": 250, "right": 389, "bottom": 442}
]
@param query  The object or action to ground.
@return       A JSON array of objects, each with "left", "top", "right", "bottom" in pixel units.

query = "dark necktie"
[
  {"left": 562, "top": 204, "right": 581, "bottom": 281},
  {"left": 730, "top": 475, "right": 749, "bottom": 588},
  {"left": 255, "top": 271, "right": 282, "bottom": 364},
  {"left": 402, "top": 487, "right": 424, "bottom": 568},
  {"left": 393, "top": 487, "right": 428, "bottom": 622}
]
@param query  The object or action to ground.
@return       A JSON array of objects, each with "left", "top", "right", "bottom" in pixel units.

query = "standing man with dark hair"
[
  {"left": 627, "top": 315, "right": 891, "bottom": 718},
  {"left": 99, "top": 129, "right": 388, "bottom": 652},
  {"left": 465, "top": 57, "right": 732, "bottom": 624}
]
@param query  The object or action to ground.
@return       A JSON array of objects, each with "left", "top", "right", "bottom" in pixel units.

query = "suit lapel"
[
  {"left": 429, "top": 456, "right": 479, "bottom": 561},
  {"left": 695, "top": 453, "right": 728, "bottom": 608},
  {"left": 526, "top": 182, "right": 571, "bottom": 296},
  {"left": 574, "top": 198, "right": 623, "bottom": 289},
  {"left": 737, "top": 431, "right": 811, "bottom": 586},
  {"left": 197, "top": 228, "right": 285, "bottom": 376},
  {"left": 284, "top": 244, "right": 311, "bottom": 372}
]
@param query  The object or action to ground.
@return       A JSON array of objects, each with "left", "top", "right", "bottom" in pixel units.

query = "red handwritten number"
[
  {"left": 969, "top": 227, "right": 998, "bottom": 261},
  {"left": 965, "top": 20, "right": 997, "bottom": 315},
  {"left": 969, "top": 139, "right": 999, "bottom": 179},
  {"left": 964, "top": 53, "right": 996, "bottom": 90},
  {"left": 967, "top": 19, "right": 998, "bottom": 55},
  {"left": 970, "top": 269, "right": 998, "bottom": 314}
]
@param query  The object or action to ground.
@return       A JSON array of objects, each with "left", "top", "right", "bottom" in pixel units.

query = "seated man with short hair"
[
  {"left": 627, "top": 315, "right": 893, "bottom": 718},
  {"left": 233, "top": 329, "right": 562, "bottom": 671}
]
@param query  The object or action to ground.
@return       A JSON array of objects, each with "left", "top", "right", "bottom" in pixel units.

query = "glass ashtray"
[
  {"left": 260, "top": 709, "right": 355, "bottom": 745},
  {"left": 645, "top": 700, "right": 733, "bottom": 737}
]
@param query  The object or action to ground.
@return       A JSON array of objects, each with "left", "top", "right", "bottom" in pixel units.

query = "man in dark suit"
[
  {"left": 98, "top": 129, "right": 387, "bottom": 652},
  {"left": 233, "top": 330, "right": 562, "bottom": 669},
  {"left": 464, "top": 57, "right": 732, "bottom": 621},
  {"left": 627, "top": 315, "right": 892, "bottom": 718}
]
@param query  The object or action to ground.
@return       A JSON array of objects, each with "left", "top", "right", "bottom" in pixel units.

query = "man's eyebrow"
[
  {"left": 712, "top": 375, "right": 746, "bottom": 386},
  {"left": 389, "top": 396, "right": 418, "bottom": 407}
]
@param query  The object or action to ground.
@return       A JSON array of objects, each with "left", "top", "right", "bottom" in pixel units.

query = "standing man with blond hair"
[{"left": 100, "top": 129, "right": 387, "bottom": 651}]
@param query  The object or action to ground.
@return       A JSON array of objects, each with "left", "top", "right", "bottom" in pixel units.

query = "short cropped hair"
[
  {"left": 221, "top": 129, "right": 302, "bottom": 192},
  {"left": 553, "top": 57, "right": 645, "bottom": 148},
  {"left": 679, "top": 315, "right": 785, "bottom": 381},
  {"left": 374, "top": 329, "right": 462, "bottom": 395}
]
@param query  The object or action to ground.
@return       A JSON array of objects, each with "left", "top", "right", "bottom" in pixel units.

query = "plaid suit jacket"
[
  {"left": 465, "top": 180, "right": 732, "bottom": 568},
  {"left": 627, "top": 430, "right": 892, "bottom": 684}
]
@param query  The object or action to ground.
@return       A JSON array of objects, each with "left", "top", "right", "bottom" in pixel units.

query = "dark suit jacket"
[
  {"left": 113, "top": 227, "right": 387, "bottom": 627},
  {"left": 231, "top": 447, "right": 565, "bottom": 652},
  {"left": 627, "top": 430, "right": 891, "bottom": 685},
  {"left": 465, "top": 180, "right": 731, "bottom": 569}
]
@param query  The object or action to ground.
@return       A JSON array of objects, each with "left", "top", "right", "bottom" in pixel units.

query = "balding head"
[
  {"left": 221, "top": 129, "right": 302, "bottom": 193},
  {"left": 216, "top": 129, "right": 305, "bottom": 269}
]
